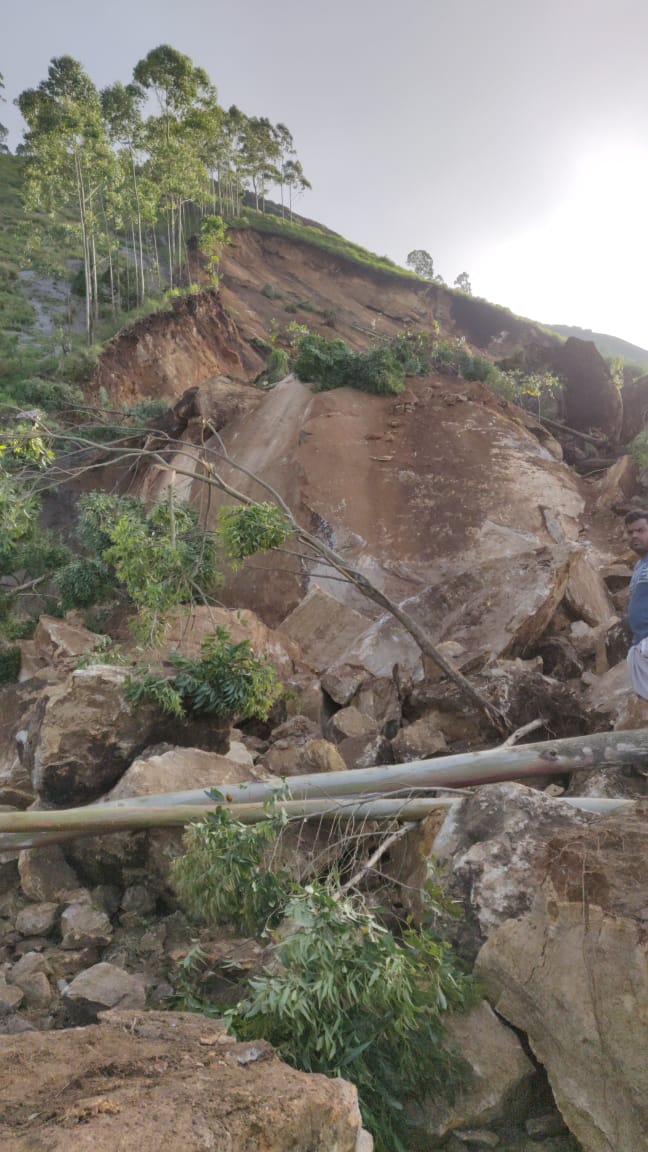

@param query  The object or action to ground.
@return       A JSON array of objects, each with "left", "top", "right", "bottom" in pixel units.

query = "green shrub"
[
  {"left": 218, "top": 502, "right": 291, "bottom": 564},
  {"left": 261, "top": 283, "right": 283, "bottom": 300},
  {"left": 630, "top": 428, "right": 648, "bottom": 470},
  {"left": 170, "top": 805, "right": 472, "bottom": 1152},
  {"left": 0, "top": 644, "right": 21, "bottom": 683},
  {"left": 172, "top": 806, "right": 296, "bottom": 936},
  {"left": 124, "top": 625, "right": 281, "bottom": 722},
  {"left": 55, "top": 557, "right": 114, "bottom": 610},
  {"left": 294, "top": 333, "right": 405, "bottom": 397},
  {"left": 266, "top": 347, "right": 289, "bottom": 384},
  {"left": 14, "top": 377, "right": 83, "bottom": 412},
  {"left": 229, "top": 887, "right": 469, "bottom": 1150}
]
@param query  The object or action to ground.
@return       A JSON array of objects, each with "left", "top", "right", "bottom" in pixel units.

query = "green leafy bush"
[
  {"left": 55, "top": 557, "right": 114, "bottom": 610},
  {"left": 14, "top": 377, "right": 84, "bottom": 412},
  {"left": 170, "top": 805, "right": 472, "bottom": 1152},
  {"left": 71, "top": 492, "right": 221, "bottom": 639},
  {"left": 0, "top": 643, "right": 21, "bottom": 683},
  {"left": 266, "top": 347, "right": 289, "bottom": 384},
  {"left": 230, "top": 888, "right": 469, "bottom": 1150},
  {"left": 124, "top": 625, "right": 281, "bottom": 722},
  {"left": 172, "top": 806, "right": 296, "bottom": 936},
  {"left": 294, "top": 333, "right": 405, "bottom": 396},
  {"left": 217, "top": 502, "right": 291, "bottom": 564}
]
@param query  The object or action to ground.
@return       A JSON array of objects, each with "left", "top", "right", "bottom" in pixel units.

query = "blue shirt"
[{"left": 628, "top": 556, "right": 648, "bottom": 645}]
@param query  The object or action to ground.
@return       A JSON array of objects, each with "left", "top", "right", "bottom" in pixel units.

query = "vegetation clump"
[
  {"left": 294, "top": 332, "right": 405, "bottom": 396},
  {"left": 124, "top": 625, "right": 281, "bottom": 722},
  {"left": 171, "top": 805, "right": 472, "bottom": 1151}
]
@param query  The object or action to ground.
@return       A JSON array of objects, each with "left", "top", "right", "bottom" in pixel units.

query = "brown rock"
[
  {"left": 391, "top": 717, "right": 447, "bottom": 761},
  {"left": 351, "top": 676, "right": 401, "bottom": 733},
  {"left": 298, "top": 739, "right": 347, "bottom": 774},
  {"left": 0, "top": 982, "right": 24, "bottom": 1013},
  {"left": 336, "top": 733, "right": 393, "bottom": 770},
  {"left": 18, "top": 846, "right": 80, "bottom": 903},
  {"left": 476, "top": 875, "right": 648, "bottom": 1152},
  {"left": 621, "top": 373, "right": 648, "bottom": 442},
  {"left": 553, "top": 337, "right": 622, "bottom": 439},
  {"left": 407, "top": 1000, "right": 534, "bottom": 1140},
  {"left": 430, "top": 784, "right": 595, "bottom": 960},
  {"left": 595, "top": 454, "right": 637, "bottom": 512},
  {"left": 28, "top": 665, "right": 162, "bottom": 804},
  {"left": 32, "top": 615, "right": 101, "bottom": 664},
  {"left": 60, "top": 903, "right": 113, "bottom": 951},
  {"left": 8, "top": 952, "right": 53, "bottom": 1008},
  {"left": 68, "top": 746, "right": 264, "bottom": 891},
  {"left": 14, "top": 903, "right": 58, "bottom": 938},
  {"left": 564, "top": 550, "right": 615, "bottom": 627},
  {"left": 0, "top": 1008, "right": 365, "bottom": 1151},
  {"left": 280, "top": 587, "right": 371, "bottom": 674},
  {"left": 63, "top": 962, "right": 147, "bottom": 1022},
  {"left": 328, "top": 706, "right": 378, "bottom": 743}
]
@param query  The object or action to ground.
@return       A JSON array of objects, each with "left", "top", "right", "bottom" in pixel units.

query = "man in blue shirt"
[{"left": 625, "top": 509, "right": 648, "bottom": 698}]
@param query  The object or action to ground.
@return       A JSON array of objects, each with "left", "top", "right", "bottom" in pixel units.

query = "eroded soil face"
[{"left": 0, "top": 1010, "right": 361, "bottom": 1152}]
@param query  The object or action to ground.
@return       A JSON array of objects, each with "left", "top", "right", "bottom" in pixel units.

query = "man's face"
[{"left": 627, "top": 517, "right": 648, "bottom": 556}]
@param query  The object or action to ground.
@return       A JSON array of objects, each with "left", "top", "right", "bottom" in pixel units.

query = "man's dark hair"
[{"left": 625, "top": 510, "right": 648, "bottom": 524}]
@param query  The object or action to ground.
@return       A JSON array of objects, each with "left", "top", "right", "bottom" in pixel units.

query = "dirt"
[{"left": 0, "top": 1010, "right": 361, "bottom": 1152}]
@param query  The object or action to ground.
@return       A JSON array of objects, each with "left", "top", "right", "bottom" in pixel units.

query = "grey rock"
[
  {"left": 121, "top": 885, "right": 156, "bottom": 917},
  {"left": 60, "top": 902, "right": 113, "bottom": 950},
  {"left": 8, "top": 951, "right": 53, "bottom": 1007},
  {"left": 18, "top": 845, "right": 80, "bottom": 903},
  {"left": 63, "top": 961, "right": 146, "bottom": 1023},
  {"left": 0, "top": 983, "right": 24, "bottom": 1013},
  {"left": 14, "top": 902, "right": 58, "bottom": 938}
]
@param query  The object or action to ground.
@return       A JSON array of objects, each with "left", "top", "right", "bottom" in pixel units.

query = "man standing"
[{"left": 625, "top": 509, "right": 648, "bottom": 698}]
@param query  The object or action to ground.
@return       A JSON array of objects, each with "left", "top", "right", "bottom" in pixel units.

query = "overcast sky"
[{"left": 3, "top": 0, "right": 648, "bottom": 347}]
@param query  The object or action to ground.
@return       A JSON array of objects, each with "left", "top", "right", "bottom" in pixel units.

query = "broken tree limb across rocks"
[{"left": 1, "top": 729, "right": 646, "bottom": 853}]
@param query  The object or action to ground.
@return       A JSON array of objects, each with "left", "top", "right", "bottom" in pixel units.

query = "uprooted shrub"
[
  {"left": 294, "top": 332, "right": 405, "bottom": 396},
  {"left": 171, "top": 805, "right": 472, "bottom": 1151}
]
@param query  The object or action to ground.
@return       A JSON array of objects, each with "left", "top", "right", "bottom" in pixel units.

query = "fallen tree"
[
  {"left": 0, "top": 407, "right": 510, "bottom": 733},
  {"left": 1, "top": 728, "right": 644, "bottom": 853}
]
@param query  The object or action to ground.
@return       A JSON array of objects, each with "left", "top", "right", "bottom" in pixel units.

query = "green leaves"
[
  {"left": 170, "top": 802, "right": 472, "bottom": 1151},
  {"left": 124, "top": 625, "right": 280, "bottom": 724},
  {"left": 172, "top": 805, "right": 296, "bottom": 936},
  {"left": 229, "top": 884, "right": 471, "bottom": 1150},
  {"left": 217, "top": 502, "right": 291, "bottom": 566},
  {"left": 293, "top": 333, "right": 405, "bottom": 396}
]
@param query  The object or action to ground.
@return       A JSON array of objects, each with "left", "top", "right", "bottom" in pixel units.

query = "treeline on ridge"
[{"left": 14, "top": 46, "right": 311, "bottom": 338}]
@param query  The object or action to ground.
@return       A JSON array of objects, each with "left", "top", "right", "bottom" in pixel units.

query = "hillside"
[{"left": 549, "top": 321, "right": 648, "bottom": 368}]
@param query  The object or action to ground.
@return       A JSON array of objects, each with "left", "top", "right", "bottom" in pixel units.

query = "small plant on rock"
[{"left": 124, "top": 626, "right": 281, "bottom": 724}]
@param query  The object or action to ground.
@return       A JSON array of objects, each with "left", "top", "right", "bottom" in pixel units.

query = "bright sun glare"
[{"left": 476, "top": 142, "right": 648, "bottom": 348}]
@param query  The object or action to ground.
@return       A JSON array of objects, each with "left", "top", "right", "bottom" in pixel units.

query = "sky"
[{"left": 3, "top": 0, "right": 648, "bottom": 347}]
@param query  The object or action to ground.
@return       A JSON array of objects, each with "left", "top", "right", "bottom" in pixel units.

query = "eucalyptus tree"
[
  {"left": 406, "top": 249, "right": 435, "bottom": 280},
  {"left": 282, "top": 158, "right": 311, "bottom": 221},
  {"left": 100, "top": 81, "right": 149, "bottom": 304},
  {"left": 454, "top": 272, "right": 472, "bottom": 294},
  {"left": 133, "top": 45, "right": 213, "bottom": 282},
  {"left": 17, "top": 57, "right": 115, "bottom": 342},
  {"left": 241, "top": 116, "right": 281, "bottom": 212}
]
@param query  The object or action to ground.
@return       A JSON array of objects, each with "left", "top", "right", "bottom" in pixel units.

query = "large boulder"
[
  {"left": 27, "top": 665, "right": 162, "bottom": 805},
  {"left": 191, "top": 376, "right": 585, "bottom": 666},
  {"left": 66, "top": 745, "right": 265, "bottom": 891},
  {"left": 476, "top": 811, "right": 648, "bottom": 1152},
  {"left": 552, "top": 336, "right": 623, "bottom": 440},
  {"left": 0, "top": 1008, "right": 366, "bottom": 1151},
  {"left": 406, "top": 1000, "right": 535, "bottom": 1142},
  {"left": 584, "top": 658, "right": 648, "bottom": 731},
  {"left": 422, "top": 784, "right": 596, "bottom": 960}
]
